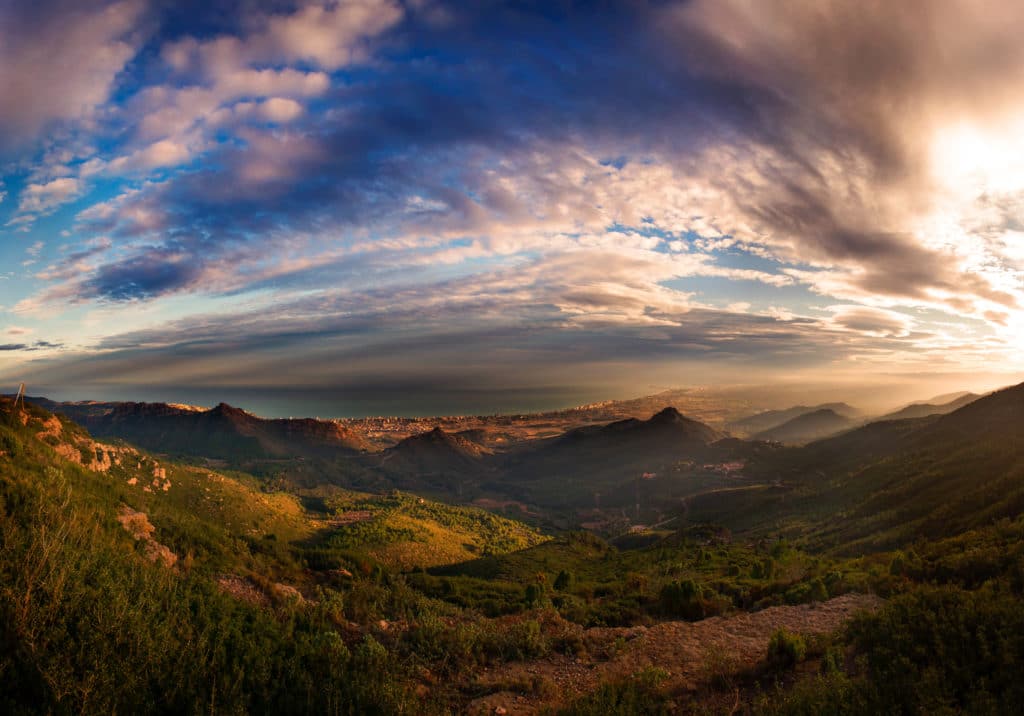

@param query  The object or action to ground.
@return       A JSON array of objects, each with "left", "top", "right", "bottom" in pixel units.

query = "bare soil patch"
[{"left": 467, "top": 592, "right": 881, "bottom": 715}]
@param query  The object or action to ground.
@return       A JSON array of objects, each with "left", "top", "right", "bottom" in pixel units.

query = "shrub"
[
  {"left": 558, "top": 668, "right": 671, "bottom": 715},
  {"left": 659, "top": 579, "right": 705, "bottom": 620},
  {"left": 524, "top": 582, "right": 546, "bottom": 607},
  {"left": 767, "top": 629, "right": 807, "bottom": 669}
]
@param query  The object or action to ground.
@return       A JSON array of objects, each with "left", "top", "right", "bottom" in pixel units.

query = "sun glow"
[{"left": 931, "top": 118, "right": 1024, "bottom": 195}]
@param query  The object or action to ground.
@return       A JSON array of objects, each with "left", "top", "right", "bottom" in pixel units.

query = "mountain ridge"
[{"left": 27, "top": 397, "right": 371, "bottom": 459}]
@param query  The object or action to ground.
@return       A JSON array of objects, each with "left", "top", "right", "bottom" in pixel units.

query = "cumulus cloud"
[
  {"left": 13, "top": 177, "right": 83, "bottom": 218},
  {"left": 161, "top": 0, "right": 403, "bottom": 74},
  {"left": 109, "top": 139, "right": 197, "bottom": 172}
]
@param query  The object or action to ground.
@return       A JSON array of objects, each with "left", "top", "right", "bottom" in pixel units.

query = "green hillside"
[
  {"left": 299, "top": 490, "right": 548, "bottom": 571},
  {"left": 0, "top": 398, "right": 558, "bottom": 714},
  {"left": 0, "top": 397, "right": 432, "bottom": 714},
  {"left": 422, "top": 527, "right": 877, "bottom": 626}
]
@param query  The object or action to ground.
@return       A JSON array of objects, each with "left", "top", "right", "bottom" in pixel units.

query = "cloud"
[
  {"left": 161, "top": 0, "right": 403, "bottom": 75},
  {"left": 122, "top": 0, "right": 403, "bottom": 157},
  {"left": 0, "top": 340, "right": 62, "bottom": 352},
  {"left": 110, "top": 139, "right": 196, "bottom": 172},
  {"left": 254, "top": 97, "right": 303, "bottom": 123},
  {"left": 57, "top": 1, "right": 1007, "bottom": 322},
  {"left": 0, "top": 0, "right": 145, "bottom": 153},
  {"left": 1, "top": 293, "right": 843, "bottom": 387},
  {"left": 656, "top": 0, "right": 1024, "bottom": 318},
  {"left": 827, "top": 305, "right": 914, "bottom": 338},
  {"left": 13, "top": 177, "right": 83, "bottom": 218}
]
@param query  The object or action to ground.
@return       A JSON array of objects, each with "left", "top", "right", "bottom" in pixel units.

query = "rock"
[
  {"left": 117, "top": 506, "right": 156, "bottom": 540},
  {"left": 116, "top": 505, "right": 178, "bottom": 568},
  {"left": 272, "top": 583, "right": 304, "bottom": 602}
]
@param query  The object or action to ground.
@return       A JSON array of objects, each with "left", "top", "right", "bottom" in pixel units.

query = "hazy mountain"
[
  {"left": 876, "top": 393, "right": 981, "bottom": 422},
  {"left": 728, "top": 403, "right": 859, "bottom": 436},
  {"left": 751, "top": 408, "right": 857, "bottom": 444},
  {"left": 918, "top": 390, "right": 975, "bottom": 405}
]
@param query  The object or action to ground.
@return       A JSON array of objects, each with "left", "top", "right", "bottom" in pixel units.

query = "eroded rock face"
[
  {"left": 116, "top": 505, "right": 178, "bottom": 568},
  {"left": 32, "top": 412, "right": 136, "bottom": 473}
]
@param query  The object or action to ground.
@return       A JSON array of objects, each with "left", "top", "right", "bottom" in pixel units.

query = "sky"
[{"left": 1, "top": 0, "right": 1023, "bottom": 416}]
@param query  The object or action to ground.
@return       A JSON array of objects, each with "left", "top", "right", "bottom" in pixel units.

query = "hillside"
[
  {"left": 0, "top": 396, "right": 406, "bottom": 712},
  {"left": 2, "top": 394, "right": 871, "bottom": 713},
  {"left": 523, "top": 406, "right": 722, "bottom": 459},
  {"left": 689, "top": 381, "right": 1024, "bottom": 552},
  {"left": 751, "top": 408, "right": 857, "bottom": 444},
  {"left": 303, "top": 490, "right": 546, "bottom": 571},
  {"left": 21, "top": 396, "right": 751, "bottom": 522},
  {"left": 6, "top": 397, "right": 545, "bottom": 573}
]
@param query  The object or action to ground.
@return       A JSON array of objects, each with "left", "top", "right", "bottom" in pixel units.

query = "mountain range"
[{"left": 19, "top": 384, "right": 1017, "bottom": 538}]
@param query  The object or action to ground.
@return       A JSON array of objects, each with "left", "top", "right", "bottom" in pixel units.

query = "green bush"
[
  {"left": 558, "top": 668, "right": 672, "bottom": 715},
  {"left": 767, "top": 629, "right": 807, "bottom": 669},
  {"left": 659, "top": 578, "right": 702, "bottom": 619}
]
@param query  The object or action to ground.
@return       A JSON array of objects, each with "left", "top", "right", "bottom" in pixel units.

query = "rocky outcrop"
[{"left": 116, "top": 505, "right": 178, "bottom": 568}]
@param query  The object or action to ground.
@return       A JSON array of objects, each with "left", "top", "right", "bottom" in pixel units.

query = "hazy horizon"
[{"left": 16, "top": 371, "right": 1014, "bottom": 420}]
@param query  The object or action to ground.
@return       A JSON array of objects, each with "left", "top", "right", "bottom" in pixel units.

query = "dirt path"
[{"left": 467, "top": 592, "right": 881, "bottom": 715}]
